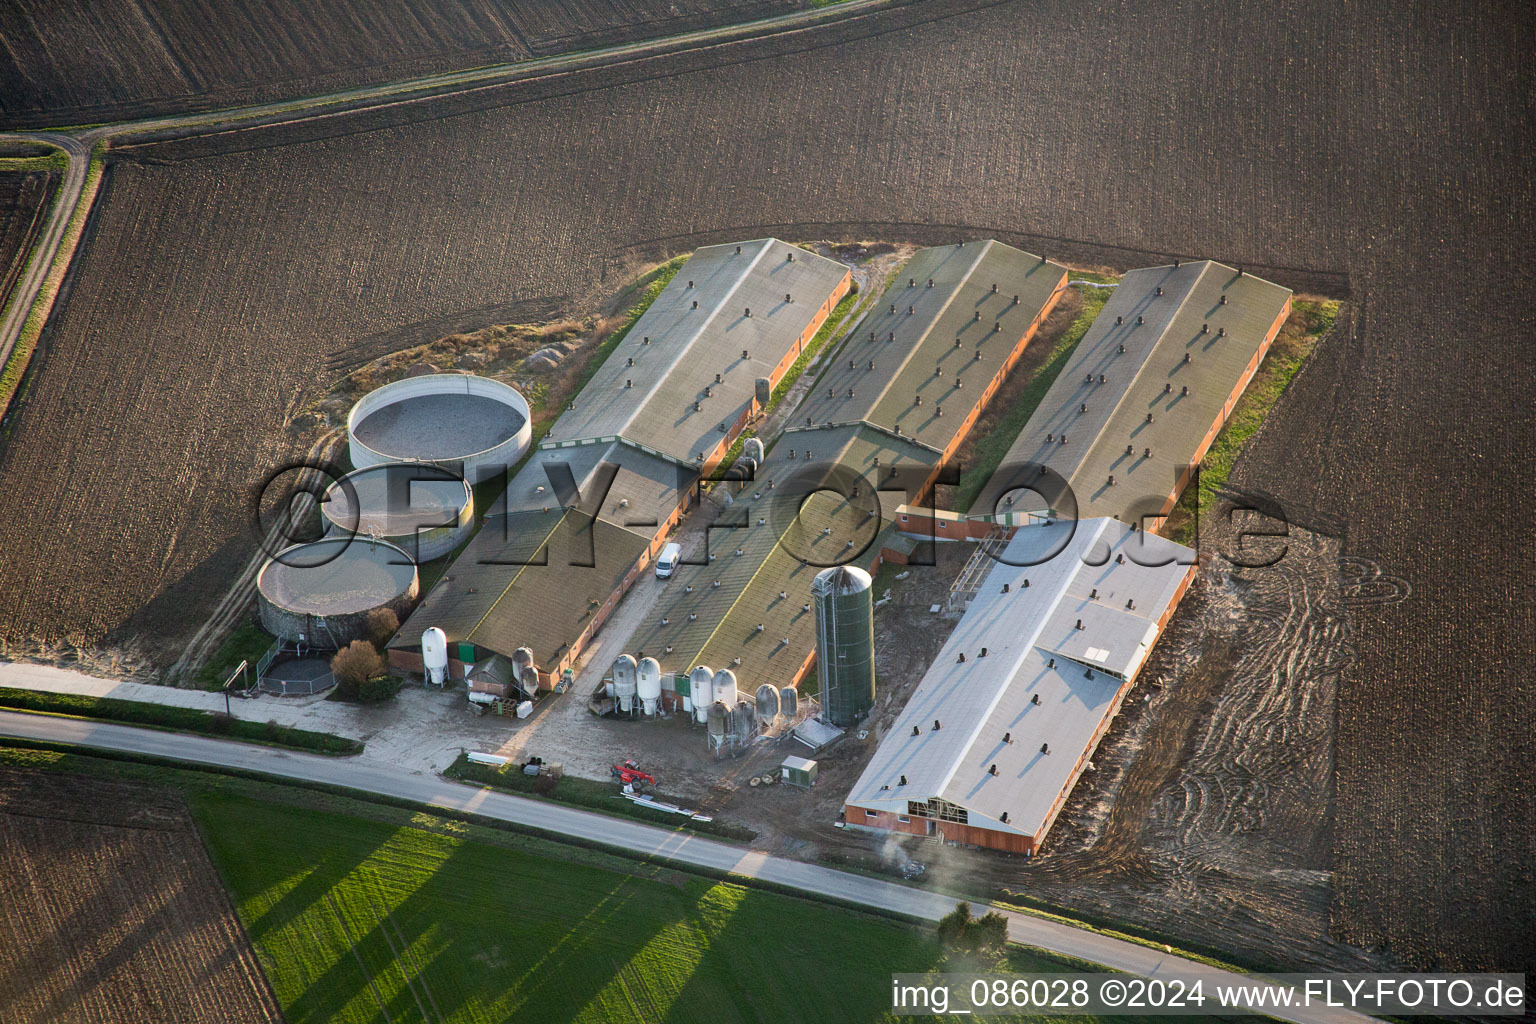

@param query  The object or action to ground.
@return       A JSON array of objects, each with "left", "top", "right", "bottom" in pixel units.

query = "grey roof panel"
[
  {"left": 847, "top": 518, "right": 1193, "bottom": 839},
  {"left": 975, "top": 262, "right": 1291, "bottom": 519},
  {"left": 543, "top": 238, "right": 848, "bottom": 465},
  {"left": 795, "top": 241, "right": 1065, "bottom": 455}
]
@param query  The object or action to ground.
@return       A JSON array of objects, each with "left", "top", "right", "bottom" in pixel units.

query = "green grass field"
[
  {"left": 0, "top": 744, "right": 1243, "bottom": 1024},
  {"left": 193, "top": 793, "right": 1084, "bottom": 1024}
]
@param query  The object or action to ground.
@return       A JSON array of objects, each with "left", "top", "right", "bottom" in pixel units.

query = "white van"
[{"left": 655, "top": 542, "right": 682, "bottom": 579}]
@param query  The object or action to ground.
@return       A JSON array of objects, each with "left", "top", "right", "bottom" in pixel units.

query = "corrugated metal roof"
[
  {"left": 543, "top": 238, "right": 848, "bottom": 466},
  {"left": 627, "top": 423, "right": 937, "bottom": 691},
  {"left": 392, "top": 507, "right": 648, "bottom": 666},
  {"left": 975, "top": 261, "right": 1291, "bottom": 519},
  {"left": 794, "top": 241, "right": 1065, "bottom": 455},
  {"left": 495, "top": 438, "right": 691, "bottom": 540},
  {"left": 846, "top": 518, "right": 1192, "bottom": 840}
]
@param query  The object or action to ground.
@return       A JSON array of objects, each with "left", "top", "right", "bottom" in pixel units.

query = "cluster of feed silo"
[{"left": 608, "top": 654, "right": 663, "bottom": 716}]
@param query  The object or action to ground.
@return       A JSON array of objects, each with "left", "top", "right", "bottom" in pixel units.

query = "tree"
[
  {"left": 365, "top": 607, "right": 399, "bottom": 649},
  {"left": 937, "top": 902, "right": 973, "bottom": 950},
  {"left": 973, "top": 911, "right": 1009, "bottom": 953},
  {"left": 331, "top": 640, "right": 385, "bottom": 699}
]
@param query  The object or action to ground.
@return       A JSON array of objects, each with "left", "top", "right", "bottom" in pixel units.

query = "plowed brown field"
[
  {"left": 0, "top": 769, "right": 283, "bottom": 1024},
  {"left": 0, "top": 0, "right": 1529, "bottom": 972},
  {"left": 0, "top": 0, "right": 793, "bottom": 127}
]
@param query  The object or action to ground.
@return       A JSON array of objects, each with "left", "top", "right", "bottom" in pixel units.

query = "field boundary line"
[{"left": 0, "top": 139, "right": 99, "bottom": 420}]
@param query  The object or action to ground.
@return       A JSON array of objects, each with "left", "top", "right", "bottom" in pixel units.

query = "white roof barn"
[{"left": 846, "top": 517, "right": 1194, "bottom": 850}]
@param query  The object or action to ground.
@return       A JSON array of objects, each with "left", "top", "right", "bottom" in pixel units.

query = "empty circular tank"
[
  {"left": 257, "top": 536, "right": 419, "bottom": 648},
  {"left": 348, "top": 374, "right": 531, "bottom": 484},
  {"left": 322, "top": 462, "right": 473, "bottom": 563},
  {"left": 811, "top": 565, "right": 876, "bottom": 727}
]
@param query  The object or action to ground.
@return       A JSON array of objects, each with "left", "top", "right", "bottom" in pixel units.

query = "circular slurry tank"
[
  {"left": 348, "top": 374, "right": 531, "bottom": 484},
  {"left": 257, "top": 537, "right": 419, "bottom": 648},
  {"left": 321, "top": 462, "right": 473, "bottom": 563}
]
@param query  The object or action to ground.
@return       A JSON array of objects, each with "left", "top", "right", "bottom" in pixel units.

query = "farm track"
[
  {"left": 0, "top": 0, "right": 804, "bottom": 129},
  {"left": 0, "top": 173, "right": 57, "bottom": 317},
  {"left": 0, "top": 0, "right": 1529, "bottom": 972}
]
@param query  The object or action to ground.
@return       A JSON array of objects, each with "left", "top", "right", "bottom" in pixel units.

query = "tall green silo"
[{"left": 811, "top": 565, "right": 875, "bottom": 727}]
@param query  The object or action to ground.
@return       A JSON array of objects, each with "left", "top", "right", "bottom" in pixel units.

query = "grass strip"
[
  {"left": 0, "top": 144, "right": 105, "bottom": 419},
  {"left": 444, "top": 751, "right": 756, "bottom": 841},
  {"left": 1167, "top": 299, "right": 1338, "bottom": 545},
  {"left": 951, "top": 275, "right": 1117, "bottom": 512},
  {"left": 0, "top": 686, "right": 362, "bottom": 756},
  {"left": 0, "top": 742, "right": 1232, "bottom": 1024}
]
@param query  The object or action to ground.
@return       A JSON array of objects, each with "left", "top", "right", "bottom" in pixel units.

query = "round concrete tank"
[
  {"left": 422, "top": 627, "right": 449, "bottom": 685},
  {"left": 257, "top": 536, "right": 419, "bottom": 648},
  {"left": 612, "top": 654, "right": 637, "bottom": 713},
  {"left": 811, "top": 565, "right": 876, "bottom": 727},
  {"left": 779, "top": 686, "right": 798, "bottom": 718},
  {"left": 755, "top": 683, "right": 780, "bottom": 720},
  {"left": 711, "top": 668, "right": 738, "bottom": 707},
  {"left": 322, "top": 462, "right": 473, "bottom": 563},
  {"left": 706, "top": 701, "right": 728, "bottom": 739},
  {"left": 348, "top": 374, "right": 531, "bottom": 484},
  {"left": 690, "top": 666, "right": 715, "bottom": 723},
  {"left": 637, "top": 657, "right": 662, "bottom": 716},
  {"left": 743, "top": 436, "right": 765, "bottom": 463}
]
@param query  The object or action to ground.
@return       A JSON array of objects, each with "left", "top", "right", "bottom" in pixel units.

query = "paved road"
[{"left": 0, "top": 711, "right": 1376, "bottom": 1024}]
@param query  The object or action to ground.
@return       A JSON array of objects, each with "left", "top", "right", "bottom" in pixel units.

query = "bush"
[
  {"left": 332, "top": 641, "right": 385, "bottom": 698},
  {"left": 938, "top": 902, "right": 974, "bottom": 949},
  {"left": 365, "top": 607, "right": 399, "bottom": 649},
  {"left": 936, "top": 902, "right": 1010, "bottom": 956},
  {"left": 357, "top": 675, "right": 401, "bottom": 703}
]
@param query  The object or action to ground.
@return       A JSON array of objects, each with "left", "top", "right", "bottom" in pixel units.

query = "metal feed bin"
[
  {"left": 810, "top": 565, "right": 875, "bottom": 727},
  {"left": 782, "top": 756, "right": 818, "bottom": 788}
]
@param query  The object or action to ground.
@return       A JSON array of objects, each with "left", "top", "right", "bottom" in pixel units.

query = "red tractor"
[{"left": 611, "top": 759, "right": 655, "bottom": 787}]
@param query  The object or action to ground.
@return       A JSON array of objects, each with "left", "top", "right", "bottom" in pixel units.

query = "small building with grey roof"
[
  {"left": 843, "top": 517, "right": 1195, "bottom": 854},
  {"left": 973, "top": 261, "right": 1290, "bottom": 528}
]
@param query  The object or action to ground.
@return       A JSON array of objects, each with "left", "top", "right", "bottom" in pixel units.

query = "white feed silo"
[
  {"left": 637, "top": 657, "right": 662, "bottom": 716},
  {"left": 779, "top": 686, "right": 798, "bottom": 719},
  {"left": 422, "top": 627, "right": 449, "bottom": 686},
  {"left": 612, "top": 654, "right": 638, "bottom": 713},
  {"left": 711, "top": 668, "right": 738, "bottom": 707},
  {"left": 689, "top": 666, "right": 714, "bottom": 723},
  {"left": 755, "top": 683, "right": 780, "bottom": 720}
]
